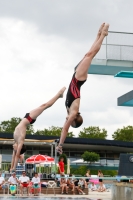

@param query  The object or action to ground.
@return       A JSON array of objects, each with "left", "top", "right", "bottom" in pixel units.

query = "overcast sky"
[{"left": 0, "top": 0, "right": 133, "bottom": 139}]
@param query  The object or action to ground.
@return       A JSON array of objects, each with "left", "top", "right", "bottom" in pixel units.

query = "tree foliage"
[
  {"left": 35, "top": 126, "right": 74, "bottom": 137},
  {"left": 0, "top": 117, "right": 34, "bottom": 134},
  {"left": 0, "top": 117, "right": 21, "bottom": 133},
  {"left": 0, "top": 118, "right": 75, "bottom": 137},
  {"left": 112, "top": 125, "right": 133, "bottom": 142},
  {"left": 78, "top": 126, "right": 107, "bottom": 139},
  {"left": 81, "top": 151, "right": 100, "bottom": 163}
]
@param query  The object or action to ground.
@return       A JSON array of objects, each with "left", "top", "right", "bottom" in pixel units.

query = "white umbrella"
[{"left": 67, "top": 159, "right": 70, "bottom": 174}]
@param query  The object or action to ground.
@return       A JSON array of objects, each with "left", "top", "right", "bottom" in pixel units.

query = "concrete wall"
[{"left": 112, "top": 183, "right": 133, "bottom": 200}]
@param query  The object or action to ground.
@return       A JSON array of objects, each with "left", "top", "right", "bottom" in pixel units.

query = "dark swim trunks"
[
  {"left": 65, "top": 72, "right": 86, "bottom": 108},
  {"left": 24, "top": 113, "right": 36, "bottom": 124}
]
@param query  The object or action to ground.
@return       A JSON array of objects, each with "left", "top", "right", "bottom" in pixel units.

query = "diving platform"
[
  {"left": 88, "top": 31, "right": 133, "bottom": 76},
  {"left": 118, "top": 90, "right": 133, "bottom": 107},
  {"left": 86, "top": 31, "right": 133, "bottom": 107},
  {"left": 89, "top": 59, "right": 133, "bottom": 76}
]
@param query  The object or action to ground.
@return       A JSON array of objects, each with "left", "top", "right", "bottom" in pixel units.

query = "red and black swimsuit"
[
  {"left": 65, "top": 73, "right": 86, "bottom": 108},
  {"left": 24, "top": 113, "right": 36, "bottom": 124}
]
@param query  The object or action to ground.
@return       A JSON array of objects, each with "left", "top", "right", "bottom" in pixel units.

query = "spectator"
[
  {"left": 19, "top": 171, "right": 30, "bottom": 196},
  {"left": 97, "top": 183, "right": 106, "bottom": 192},
  {"left": 60, "top": 177, "right": 68, "bottom": 194},
  {"left": 67, "top": 174, "right": 75, "bottom": 194},
  {"left": 8, "top": 171, "right": 19, "bottom": 196},
  {"left": 76, "top": 178, "right": 85, "bottom": 195},
  {"left": 58, "top": 157, "right": 65, "bottom": 176},
  {"left": 102, "top": 184, "right": 106, "bottom": 192},
  {"left": 98, "top": 170, "right": 104, "bottom": 192},
  {"left": 0, "top": 172, "right": 6, "bottom": 191},
  {"left": 90, "top": 182, "right": 97, "bottom": 191},
  {"left": 31, "top": 172, "right": 41, "bottom": 196},
  {"left": 85, "top": 169, "right": 91, "bottom": 185}
]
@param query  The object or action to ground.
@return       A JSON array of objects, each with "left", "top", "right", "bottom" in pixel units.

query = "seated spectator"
[
  {"left": 76, "top": 178, "right": 85, "bottom": 195},
  {"left": 31, "top": 172, "right": 41, "bottom": 196},
  {"left": 67, "top": 174, "right": 75, "bottom": 194},
  {"left": 8, "top": 171, "right": 19, "bottom": 196},
  {"left": 102, "top": 184, "right": 106, "bottom": 192},
  {"left": 74, "top": 178, "right": 79, "bottom": 187},
  {"left": 0, "top": 172, "right": 5, "bottom": 189},
  {"left": 60, "top": 177, "right": 68, "bottom": 194},
  {"left": 19, "top": 171, "right": 30, "bottom": 196},
  {"left": 98, "top": 183, "right": 106, "bottom": 192},
  {"left": 90, "top": 182, "right": 97, "bottom": 191}
]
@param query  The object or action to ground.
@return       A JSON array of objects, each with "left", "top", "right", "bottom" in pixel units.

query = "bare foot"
[
  {"left": 97, "top": 23, "right": 105, "bottom": 37},
  {"left": 58, "top": 87, "right": 66, "bottom": 98},
  {"left": 101, "top": 23, "right": 109, "bottom": 36}
]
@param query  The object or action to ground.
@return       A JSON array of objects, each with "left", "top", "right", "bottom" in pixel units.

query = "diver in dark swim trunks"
[
  {"left": 56, "top": 23, "right": 109, "bottom": 154},
  {"left": 11, "top": 87, "right": 66, "bottom": 171}
]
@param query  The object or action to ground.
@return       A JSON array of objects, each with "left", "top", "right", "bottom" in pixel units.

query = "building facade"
[{"left": 0, "top": 132, "right": 133, "bottom": 170}]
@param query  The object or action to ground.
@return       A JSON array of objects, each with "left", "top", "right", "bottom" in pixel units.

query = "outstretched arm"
[
  {"left": 59, "top": 111, "right": 77, "bottom": 145},
  {"left": 10, "top": 150, "right": 16, "bottom": 171},
  {"left": 11, "top": 142, "right": 23, "bottom": 171}
]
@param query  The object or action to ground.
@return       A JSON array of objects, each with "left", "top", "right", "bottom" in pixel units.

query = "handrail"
[{"left": 109, "top": 31, "right": 133, "bottom": 35}]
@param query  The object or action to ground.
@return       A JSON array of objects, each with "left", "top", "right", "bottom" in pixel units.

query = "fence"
[{"left": 95, "top": 31, "right": 133, "bottom": 61}]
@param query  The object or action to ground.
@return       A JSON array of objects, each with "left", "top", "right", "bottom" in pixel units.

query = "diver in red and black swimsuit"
[
  {"left": 65, "top": 72, "right": 86, "bottom": 113},
  {"left": 11, "top": 87, "right": 66, "bottom": 171},
  {"left": 56, "top": 23, "right": 109, "bottom": 154}
]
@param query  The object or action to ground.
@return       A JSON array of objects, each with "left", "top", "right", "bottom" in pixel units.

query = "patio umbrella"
[
  {"left": 67, "top": 159, "right": 70, "bottom": 175},
  {"left": 25, "top": 154, "right": 54, "bottom": 173},
  {"left": 25, "top": 154, "right": 54, "bottom": 164}
]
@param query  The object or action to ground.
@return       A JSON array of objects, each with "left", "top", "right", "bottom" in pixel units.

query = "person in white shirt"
[
  {"left": 76, "top": 178, "right": 86, "bottom": 195},
  {"left": 31, "top": 172, "right": 41, "bottom": 196},
  {"left": 8, "top": 172, "right": 19, "bottom": 195},
  {"left": 0, "top": 172, "right": 5, "bottom": 189},
  {"left": 90, "top": 182, "right": 97, "bottom": 191},
  {"left": 0, "top": 172, "right": 5, "bottom": 190},
  {"left": 19, "top": 171, "right": 30, "bottom": 196}
]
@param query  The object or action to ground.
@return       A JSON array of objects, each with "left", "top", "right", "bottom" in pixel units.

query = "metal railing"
[{"left": 95, "top": 31, "right": 133, "bottom": 62}]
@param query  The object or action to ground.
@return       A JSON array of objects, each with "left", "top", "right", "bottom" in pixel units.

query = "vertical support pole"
[
  {"left": 106, "top": 36, "right": 107, "bottom": 65},
  {"left": 51, "top": 144, "right": 53, "bottom": 158},
  {"left": 54, "top": 142, "right": 57, "bottom": 180}
]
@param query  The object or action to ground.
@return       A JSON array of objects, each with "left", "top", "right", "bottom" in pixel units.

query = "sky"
[{"left": 0, "top": 0, "right": 133, "bottom": 139}]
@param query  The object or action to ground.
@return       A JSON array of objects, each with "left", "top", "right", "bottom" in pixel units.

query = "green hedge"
[{"left": 70, "top": 165, "right": 117, "bottom": 177}]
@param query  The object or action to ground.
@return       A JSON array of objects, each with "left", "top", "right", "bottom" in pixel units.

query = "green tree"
[
  {"left": 112, "top": 125, "right": 133, "bottom": 142},
  {"left": 35, "top": 126, "right": 74, "bottom": 137},
  {"left": 78, "top": 126, "right": 107, "bottom": 139},
  {"left": 0, "top": 117, "right": 34, "bottom": 134},
  {"left": 81, "top": 151, "right": 100, "bottom": 164}
]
